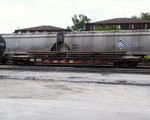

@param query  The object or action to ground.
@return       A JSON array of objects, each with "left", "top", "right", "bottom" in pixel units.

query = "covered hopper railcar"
[
  {"left": 64, "top": 30, "right": 150, "bottom": 56},
  {"left": 3, "top": 33, "right": 57, "bottom": 55},
  {"left": 3, "top": 32, "right": 67, "bottom": 55},
  {"left": 2, "top": 30, "right": 150, "bottom": 56}
]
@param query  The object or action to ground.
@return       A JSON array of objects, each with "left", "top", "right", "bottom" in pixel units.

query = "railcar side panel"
[
  {"left": 3, "top": 34, "right": 57, "bottom": 54},
  {"left": 65, "top": 31, "right": 150, "bottom": 55}
]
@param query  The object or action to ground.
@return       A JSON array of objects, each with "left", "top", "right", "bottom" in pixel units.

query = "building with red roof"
[
  {"left": 85, "top": 18, "right": 150, "bottom": 31},
  {"left": 15, "top": 25, "right": 70, "bottom": 33}
]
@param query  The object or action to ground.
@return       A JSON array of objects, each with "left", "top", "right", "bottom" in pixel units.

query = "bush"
[{"left": 93, "top": 25, "right": 122, "bottom": 31}]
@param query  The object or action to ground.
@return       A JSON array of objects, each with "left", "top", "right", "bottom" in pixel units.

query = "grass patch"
[{"left": 144, "top": 56, "right": 150, "bottom": 58}]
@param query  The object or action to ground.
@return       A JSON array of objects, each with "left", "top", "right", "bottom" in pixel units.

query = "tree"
[
  {"left": 131, "top": 15, "right": 139, "bottom": 19},
  {"left": 131, "top": 12, "right": 150, "bottom": 20},
  {"left": 67, "top": 14, "right": 91, "bottom": 31},
  {"left": 140, "top": 12, "right": 150, "bottom": 20}
]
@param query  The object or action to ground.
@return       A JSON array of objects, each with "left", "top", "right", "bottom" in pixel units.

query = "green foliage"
[
  {"left": 66, "top": 26, "right": 71, "bottom": 31},
  {"left": 131, "top": 12, "right": 150, "bottom": 20},
  {"left": 131, "top": 15, "right": 139, "bottom": 19},
  {"left": 93, "top": 25, "right": 122, "bottom": 31},
  {"left": 140, "top": 12, "right": 150, "bottom": 20},
  {"left": 94, "top": 26, "right": 103, "bottom": 31},
  {"left": 67, "top": 14, "right": 91, "bottom": 31},
  {"left": 144, "top": 56, "right": 150, "bottom": 58}
]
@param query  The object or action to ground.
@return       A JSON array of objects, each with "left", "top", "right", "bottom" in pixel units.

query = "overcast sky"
[{"left": 0, "top": 0, "right": 150, "bottom": 33}]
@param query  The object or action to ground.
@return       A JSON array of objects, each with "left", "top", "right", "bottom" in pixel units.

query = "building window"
[
  {"left": 116, "top": 25, "right": 121, "bottom": 29},
  {"left": 90, "top": 26, "right": 92, "bottom": 30},
  {"left": 90, "top": 25, "right": 96, "bottom": 30},
  {"left": 142, "top": 24, "right": 147, "bottom": 29},
  {"left": 129, "top": 24, "right": 134, "bottom": 29},
  {"left": 93, "top": 25, "right": 95, "bottom": 29}
]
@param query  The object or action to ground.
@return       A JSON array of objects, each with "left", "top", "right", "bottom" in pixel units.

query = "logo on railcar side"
[
  {"left": 127, "top": 42, "right": 138, "bottom": 46},
  {"left": 116, "top": 40, "right": 139, "bottom": 49},
  {"left": 8, "top": 44, "right": 16, "bottom": 48},
  {"left": 116, "top": 40, "right": 125, "bottom": 49}
]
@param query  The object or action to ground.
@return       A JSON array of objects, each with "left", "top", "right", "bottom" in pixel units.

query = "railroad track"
[{"left": 1, "top": 63, "right": 150, "bottom": 74}]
